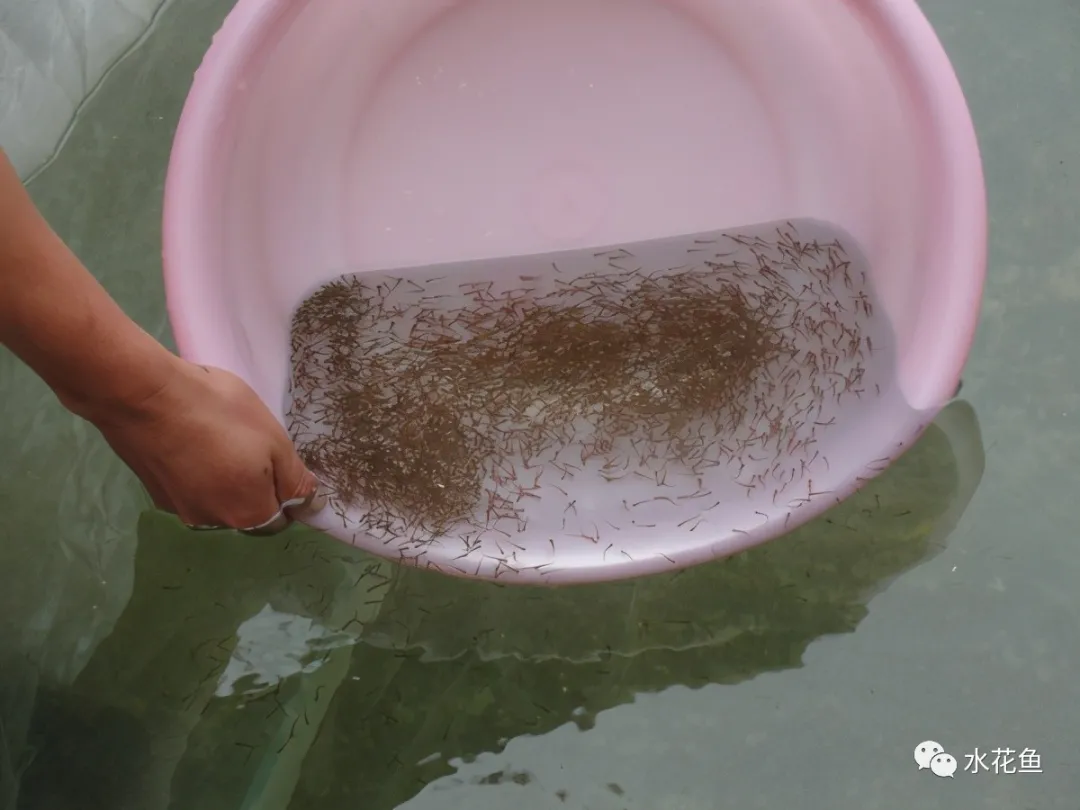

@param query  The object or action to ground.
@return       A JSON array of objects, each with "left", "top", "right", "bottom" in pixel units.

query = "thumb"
[{"left": 273, "top": 445, "right": 327, "bottom": 518}]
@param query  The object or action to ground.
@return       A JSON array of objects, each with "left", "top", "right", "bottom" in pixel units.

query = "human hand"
[
  {"left": 84, "top": 357, "right": 325, "bottom": 534},
  {"left": 0, "top": 146, "right": 322, "bottom": 532}
]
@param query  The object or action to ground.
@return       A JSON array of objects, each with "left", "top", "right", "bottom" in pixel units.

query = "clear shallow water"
[{"left": 2, "top": 0, "right": 1080, "bottom": 808}]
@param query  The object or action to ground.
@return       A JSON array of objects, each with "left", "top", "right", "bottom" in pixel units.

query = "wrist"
[{"left": 57, "top": 334, "right": 186, "bottom": 427}]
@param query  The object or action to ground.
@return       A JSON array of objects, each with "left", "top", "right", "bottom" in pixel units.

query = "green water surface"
[{"left": 2, "top": 0, "right": 1080, "bottom": 808}]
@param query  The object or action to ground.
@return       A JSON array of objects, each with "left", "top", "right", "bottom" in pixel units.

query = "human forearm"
[{"left": 0, "top": 148, "right": 180, "bottom": 421}]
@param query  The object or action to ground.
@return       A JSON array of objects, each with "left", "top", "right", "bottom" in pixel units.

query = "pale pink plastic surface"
[{"left": 162, "top": 0, "right": 987, "bottom": 584}]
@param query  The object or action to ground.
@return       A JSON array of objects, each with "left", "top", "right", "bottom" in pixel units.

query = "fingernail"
[
  {"left": 308, "top": 488, "right": 328, "bottom": 513},
  {"left": 288, "top": 488, "right": 327, "bottom": 518}
]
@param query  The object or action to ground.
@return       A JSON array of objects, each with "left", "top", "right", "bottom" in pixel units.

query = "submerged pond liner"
[{"left": 20, "top": 401, "right": 980, "bottom": 810}]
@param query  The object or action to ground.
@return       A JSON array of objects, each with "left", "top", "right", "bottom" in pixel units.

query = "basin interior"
[{"left": 168, "top": 0, "right": 969, "bottom": 580}]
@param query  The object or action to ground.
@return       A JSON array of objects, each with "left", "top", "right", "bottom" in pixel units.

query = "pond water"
[{"left": 2, "top": 0, "right": 1080, "bottom": 807}]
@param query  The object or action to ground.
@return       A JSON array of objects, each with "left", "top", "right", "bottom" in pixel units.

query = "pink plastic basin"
[{"left": 163, "top": 0, "right": 986, "bottom": 584}]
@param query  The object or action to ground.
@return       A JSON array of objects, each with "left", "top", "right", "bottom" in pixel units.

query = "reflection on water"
[
  {"left": 214, "top": 606, "right": 359, "bottom": 699},
  {"left": 9, "top": 401, "right": 983, "bottom": 809},
  {"left": 289, "top": 401, "right": 984, "bottom": 810},
  {"left": 14, "top": 518, "right": 390, "bottom": 810}
]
